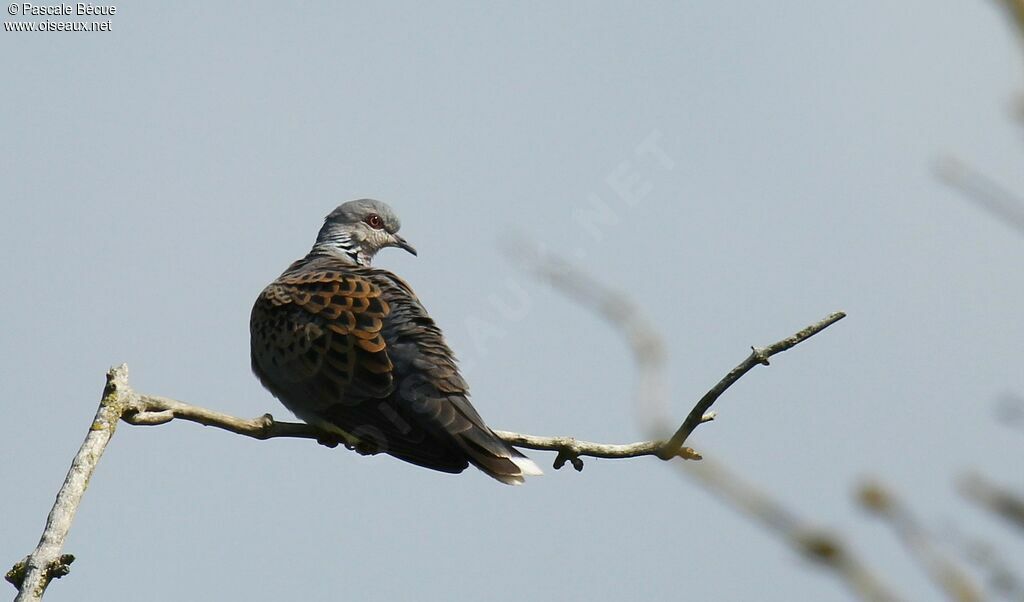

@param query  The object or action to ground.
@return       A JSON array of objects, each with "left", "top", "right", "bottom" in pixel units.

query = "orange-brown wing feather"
[{"left": 250, "top": 270, "right": 394, "bottom": 407}]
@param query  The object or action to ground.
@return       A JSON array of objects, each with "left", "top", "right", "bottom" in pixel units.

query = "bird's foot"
[{"left": 316, "top": 433, "right": 345, "bottom": 448}]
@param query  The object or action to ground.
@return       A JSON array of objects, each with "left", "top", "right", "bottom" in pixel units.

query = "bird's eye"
[{"left": 364, "top": 214, "right": 384, "bottom": 229}]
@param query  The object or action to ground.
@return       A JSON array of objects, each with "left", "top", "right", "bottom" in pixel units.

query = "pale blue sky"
[{"left": 3, "top": 3, "right": 1023, "bottom": 601}]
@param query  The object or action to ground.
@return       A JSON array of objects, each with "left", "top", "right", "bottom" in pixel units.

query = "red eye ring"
[{"left": 365, "top": 214, "right": 384, "bottom": 229}]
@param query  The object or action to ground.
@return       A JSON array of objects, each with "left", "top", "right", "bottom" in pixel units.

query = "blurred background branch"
[
  {"left": 946, "top": 525, "right": 1024, "bottom": 601},
  {"left": 959, "top": 473, "right": 1024, "bottom": 533},
  {"left": 998, "top": 0, "right": 1024, "bottom": 45},
  {"left": 857, "top": 480, "right": 982, "bottom": 602},
  {"left": 936, "top": 157, "right": 1024, "bottom": 235},
  {"left": 688, "top": 460, "right": 903, "bottom": 602}
]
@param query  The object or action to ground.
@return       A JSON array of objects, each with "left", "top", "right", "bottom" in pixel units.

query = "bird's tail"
[{"left": 459, "top": 432, "right": 543, "bottom": 485}]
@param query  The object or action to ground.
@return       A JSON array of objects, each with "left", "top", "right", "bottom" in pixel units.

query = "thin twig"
[
  {"left": 8, "top": 367, "right": 131, "bottom": 602},
  {"left": 659, "top": 311, "right": 846, "bottom": 459},
  {"left": 493, "top": 422, "right": 710, "bottom": 471},
  {"left": 123, "top": 395, "right": 328, "bottom": 442},
  {"left": 511, "top": 243, "right": 847, "bottom": 461},
  {"left": 858, "top": 480, "right": 983, "bottom": 602}
]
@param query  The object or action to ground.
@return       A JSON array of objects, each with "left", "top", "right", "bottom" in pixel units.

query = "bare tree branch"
[
  {"left": 7, "top": 301, "right": 838, "bottom": 598},
  {"left": 858, "top": 480, "right": 983, "bottom": 602},
  {"left": 8, "top": 324, "right": 843, "bottom": 601},
  {"left": 7, "top": 367, "right": 130, "bottom": 602}
]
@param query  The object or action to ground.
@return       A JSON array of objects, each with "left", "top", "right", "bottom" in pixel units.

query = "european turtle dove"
[{"left": 250, "top": 199, "right": 542, "bottom": 485}]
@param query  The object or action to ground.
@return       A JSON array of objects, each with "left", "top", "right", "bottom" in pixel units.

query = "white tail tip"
[{"left": 513, "top": 455, "right": 544, "bottom": 477}]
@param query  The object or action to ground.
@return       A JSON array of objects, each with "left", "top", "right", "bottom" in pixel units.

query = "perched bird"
[{"left": 250, "top": 199, "right": 542, "bottom": 484}]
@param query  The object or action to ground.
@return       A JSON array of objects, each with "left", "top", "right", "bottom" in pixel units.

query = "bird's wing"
[
  {"left": 250, "top": 265, "right": 470, "bottom": 471},
  {"left": 377, "top": 272, "right": 542, "bottom": 483},
  {"left": 251, "top": 267, "right": 394, "bottom": 402}
]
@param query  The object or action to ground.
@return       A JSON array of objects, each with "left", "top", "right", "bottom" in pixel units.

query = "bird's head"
[{"left": 312, "top": 199, "right": 417, "bottom": 265}]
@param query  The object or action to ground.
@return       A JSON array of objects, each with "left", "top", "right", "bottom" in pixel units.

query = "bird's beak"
[{"left": 393, "top": 235, "right": 417, "bottom": 256}]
